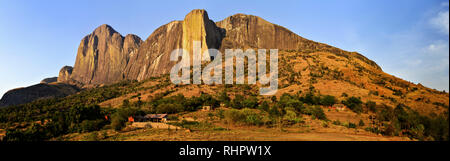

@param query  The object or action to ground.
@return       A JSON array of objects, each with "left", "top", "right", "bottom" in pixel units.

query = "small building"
[
  {"left": 146, "top": 114, "right": 168, "bottom": 123},
  {"left": 202, "top": 106, "right": 211, "bottom": 111},
  {"left": 131, "top": 114, "right": 168, "bottom": 123},
  {"left": 332, "top": 104, "right": 347, "bottom": 111}
]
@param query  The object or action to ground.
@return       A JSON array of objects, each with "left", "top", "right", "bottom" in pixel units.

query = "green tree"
[{"left": 320, "top": 95, "right": 336, "bottom": 106}]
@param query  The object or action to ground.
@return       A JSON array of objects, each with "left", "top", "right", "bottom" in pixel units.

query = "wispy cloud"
[
  {"left": 430, "top": 10, "right": 449, "bottom": 35},
  {"left": 429, "top": 2, "right": 449, "bottom": 35}
]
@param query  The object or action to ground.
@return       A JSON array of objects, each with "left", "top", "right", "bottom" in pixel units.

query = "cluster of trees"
[
  {"left": 0, "top": 80, "right": 143, "bottom": 141},
  {"left": 145, "top": 94, "right": 219, "bottom": 114},
  {"left": 221, "top": 92, "right": 331, "bottom": 129},
  {"left": 3, "top": 105, "right": 109, "bottom": 141},
  {"left": 375, "top": 104, "right": 448, "bottom": 141}
]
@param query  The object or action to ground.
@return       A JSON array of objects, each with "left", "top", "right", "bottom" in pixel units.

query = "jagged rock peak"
[
  {"left": 93, "top": 24, "right": 119, "bottom": 36},
  {"left": 58, "top": 66, "right": 73, "bottom": 82}
]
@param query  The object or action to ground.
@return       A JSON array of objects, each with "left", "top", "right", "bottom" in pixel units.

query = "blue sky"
[{"left": 0, "top": 0, "right": 448, "bottom": 97}]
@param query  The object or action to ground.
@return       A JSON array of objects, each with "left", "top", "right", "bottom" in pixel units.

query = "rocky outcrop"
[
  {"left": 216, "top": 14, "right": 304, "bottom": 50},
  {"left": 123, "top": 21, "right": 183, "bottom": 81},
  {"left": 41, "top": 77, "right": 58, "bottom": 84},
  {"left": 58, "top": 66, "right": 73, "bottom": 82},
  {"left": 70, "top": 24, "right": 142, "bottom": 85},
  {"left": 0, "top": 83, "right": 80, "bottom": 108},
  {"left": 124, "top": 9, "right": 226, "bottom": 81},
  {"left": 215, "top": 14, "right": 380, "bottom": 69},
  {"left": 66, "top": 10, "right": 380, "bottom": 85},
  {"left": 182, "top": 9, "right": 224, "bottom": 61}
]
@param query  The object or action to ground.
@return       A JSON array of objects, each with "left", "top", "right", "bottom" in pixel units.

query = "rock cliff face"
[
  {"left": 216, "top": 14, "right": 304, "bottom": 50},
  {"left": 123, "top": 21, "right": 184, "bottom": 81},
  {"left": 70, "top": 24, "right": 142, "bottom": 85},
  {"left": 182, "top": 9, "right": 225, "bottom": 61},
  {"left": 0, "top": 83, "right": 79, "bottom": 108}
]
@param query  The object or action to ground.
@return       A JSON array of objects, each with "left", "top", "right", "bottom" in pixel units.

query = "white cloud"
[
  {"left": 426, "top": 41, "right": 449, "bottom": 55},
  {"left": 430, "top": 10, "right": 449, "bottom": 35}
]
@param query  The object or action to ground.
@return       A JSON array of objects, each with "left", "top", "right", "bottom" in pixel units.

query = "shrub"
[
  {"left": 366, "top": 101, "right": 377, "bottom": 113},
  {"left": 358, "top": 120, "right": 365, "bottom": 126},
  {"left": 79, "top": 119, "right": 105, "bottom": 132},
  {"left": 342, "top": 97, "right": 363, "bottom": 113},
  {"left": 111, "top": 112, "right": 127, "bottom": 131},
  {"left": 156, "top": 103, "right": 183, "bottom": 114},
  {"left": 122, "top": 99, "right": 130, "bottom": 108},
  {"left": 224, "top": 108, "right": 262, "bottom": 126},
  {"left": 224, "top": 109, "right": 245, "bottom": 123},
  {"left": 320, "top": 95, "right": 336, "bottom": 106},
  {"left": 168, "top": 115, "right": 179, "bottom": 121},
  {"left": 332, "top": 120, "right": 341, "bottom": 125},
  {"left": 243, "top": 96, "right": 258, "bottom": 109},
  {"left": 301, "top": 106, "right": 327, "bottom": 120},
  {"left": 231, "top": 95, "right": 244, "bottom": 109},
  {"left": 283, "top": 110, "right": 302, "bottom": 124},
  {"left": 218, "top": 90, "right": 231, "bottom": 106},
  {"left": 346, "top": 122, "right": 357, "bottom": 128},
  {"left": 258, "top": 101, "right": 270, "bottom": 112}
]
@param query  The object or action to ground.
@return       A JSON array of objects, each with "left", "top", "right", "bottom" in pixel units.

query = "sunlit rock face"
[
  {"left": 70, "top": 24, "right": 142, "bottom": 85},
  {"left": 182, "top": 9, "right": 225, "bottom": 61},
  {"left": 123, "top": 21, "right": 184, "bottom": 81}
]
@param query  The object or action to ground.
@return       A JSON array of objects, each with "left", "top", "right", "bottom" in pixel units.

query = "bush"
[
  {"left": 111, "top": 112, "right": 127, "bottom": 131},
  {"left": 242, "top": 96, "right": 258, "bottom": 109},
  {"left": 366, "top": 101, "right": 377, "bottom": 112},
  {"left": 345, "top": 122, "right": 356, "bottom": 128},
  {"left": 224, "top": 109, "right": 245, "bottom": 123},
  {"left": 332, "top": 120, "right": 341, "bottom": 125},
  {"left": 168, "top": 115, "right": 179, "bottom": 121},
  {"left": 218, "top": 90, "right": 231, "bottom": 106},
  {"left": 156, "top": 103, "right": 183, "bottom": 114},
  {"left": 358, "top": 120, "right": 365, "bottom": 126},
  {"left": 342, "top": 97, "right": 363, "bottom": 113},
  {"left": 283, "top": 110, "right": 302, "bottom": 124},
  {"left": 301, "top": 106, "right": 327, "bottom": 120},
  {"left": 80, "top": 119, "right": 105, "bottom": 132},
  {"left": 231, "top": 95, "right": 245, "bottom": 109},
  {"left": 258, "top": 101, "right": 270, "bottom": 112},
  {"left": 224, "top": 108, "right": 262, "bottom": 126},
  {"left": 320, "top": 95, "right": 336, "bottom": 106}
]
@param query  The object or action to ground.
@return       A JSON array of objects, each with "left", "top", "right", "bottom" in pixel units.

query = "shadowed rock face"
[
  {"left": 58, "top": 66, "right": 73, "bottom": 82},
  {"left": 124, "top": 21, "right": 184, "bottom": 81},
  {"left": 216, "top": 14, "right": 305, "bottom": 50},
  {"left": 70, "top": 24, "right": 142, "bottom": 85},
  {"left": 41, "top": 77, "right": 58, "bottom": 84},
  {"left": 0, "top": 83, "right": 80, "bottom": 108}
]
